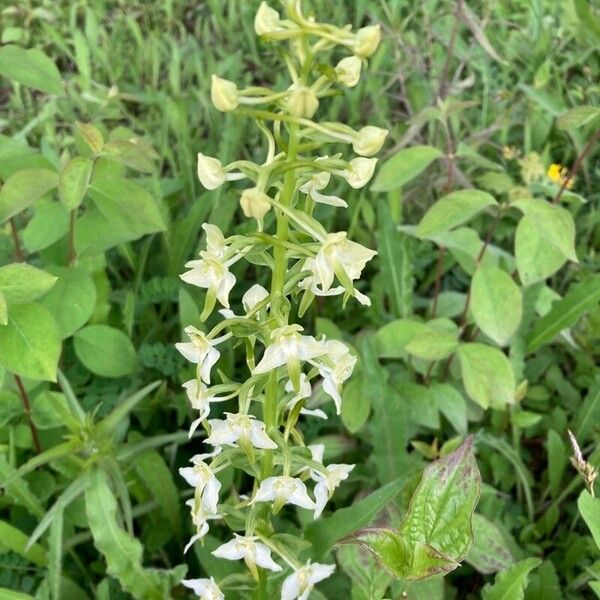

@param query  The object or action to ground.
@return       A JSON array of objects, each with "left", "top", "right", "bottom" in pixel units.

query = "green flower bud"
[
  {"left": 286, "top": 84, "right": 319, "bottom": 118},
  {"left": 335, "top": 56, "right": 362, "bottom": 88},
  {"left": 240, "top": 187, "right": 272, "bottom": 226},
  {"left": 211, "top": 75, "right": 239, "bottom": 112},
  {"left": 354, "top": 24, "right": 381, "bottom": 58},
  {"left": 254, "top": 1, "right": 282, "bottom": 37},
  {"left": 352, "top": 125, "right": 388, "bottom": 157}
]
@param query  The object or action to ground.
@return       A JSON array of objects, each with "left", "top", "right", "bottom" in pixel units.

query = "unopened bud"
[
  {"left": 254, "top": 2, "right": 282, "bottom": 36},
  {"left": 335, "top": 56, "right": 362, "bottom": 88},
  {"left": 240, "top": 187, "right": 271, "bottom": 225},
  {"left": 343, "top": 157, "right": 377, "bottom": 188},
  {"left": 197, "top": 153, "right": 226, "bottom": 190},
  {"left": 211, "top": 75, "right": 239, "bottom": 112},
  {"left": 286, "top": 85, "right": 319, "bottom": 118},
  {"left": 354, "top": 25, "right": 381, "bottom": 58},
  {"left": 352, "top": 126, "right": 388, "bottom": 157}
]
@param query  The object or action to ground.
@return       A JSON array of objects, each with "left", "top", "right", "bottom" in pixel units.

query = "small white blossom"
[
  {"left": 281, "top": 562, "right": 336, "bottom": 600},
  {"left": 179, "top": 451, "right": 222, "bottom": 514},
  {"left": 205, "top": 413, "right": 277, "bottom": 450},
  {"left": 311, "top": 340, "right": 357, "bottom": 413},
  {"left": 285, "top": 375, "right": 327, "bottom": 419},
  {"left": 352, "top": 125, "right": 388, "bottom": 157},
  {"left": 286, "top": 84, "right": 319, "bottom": 118},
  {"left": 182, "top": 577, "right": 224, "bottom": 600},
  {"left": 184, "top": 498, "right": 220, "bottom": 553},
  {"left": 211, "top": 75, "right": 239, "bottom": 112},
  {"left": 300, "top": 171, "right": 346, "bottom": 208},
  {"left": 312, "top": 463, "right": 355, "bottom": 519},
  {"left": 253, "top": 476, "right": 316, "bottom": 512},
  {"left": 335, "top": 56, "right": 362, "bottom": 88},
  {"left": 353, "top": 25, "right": 381, "bottom": 58},
  {"left": 212, "top": 534, "right": 282, "bottom": 577},
  {"left": 338, "top": 157, "right": 377, "bottom": 189},
  {"left": 254, "top": 2, "right": 296, "bottom": 39},
  {"left": 243, "top": 284, "right": 269, "bottom": 314},
  {"left": 240, "top": 187, "right": 272, "bottom": 227},
  {"left": 182, "top": 380, "right": 229, "bottom": 435},
  {"left": 176, "top": 326, "right": 228, "bottom": 384},
  {"left": 313, "top": 232, "right": 376, "bottom": 301},
  {"left": 253, "top": 325, "right": 326, "bottom": 381},
  {"left": 197, "top": 153, "right": 244, "bottom": 190}
]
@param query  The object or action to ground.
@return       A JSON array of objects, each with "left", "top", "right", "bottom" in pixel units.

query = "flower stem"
[{"left": 261, "top": 124, "right": 300, "bottom": 479}]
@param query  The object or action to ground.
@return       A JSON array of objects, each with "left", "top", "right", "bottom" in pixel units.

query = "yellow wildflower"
[{"left": 547, "top": 163, "right": 574, "bottom": 189}]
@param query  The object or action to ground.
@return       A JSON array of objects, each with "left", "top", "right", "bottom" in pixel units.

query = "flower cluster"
[{"left": 177, "top": 2, "right": 385, "bottom": 597}]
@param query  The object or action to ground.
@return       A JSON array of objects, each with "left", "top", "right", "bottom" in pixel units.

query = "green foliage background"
[{"left": 0, "top": 0, "right": 599, "bottom": 598}]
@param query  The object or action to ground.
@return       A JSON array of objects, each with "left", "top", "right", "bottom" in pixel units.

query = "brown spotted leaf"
[{"left": 341, "top": 436, "right": 481, "bottom": 580}]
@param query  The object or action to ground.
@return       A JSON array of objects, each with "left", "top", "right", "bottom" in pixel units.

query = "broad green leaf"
[
  {"left": 0, "top": 303, "right": 60, "bottom": 382},
  {"left": 0, "top": 291, "right": 6, "bottom": 325},
  {"left": 458, "top": 343, "right": 516, "bottom": 409},
  {"left": 0, "top": 520, "right": 47, "bottom": 566},
  {"left": 337, "top": 543, "right": 392, "bottom": 600},
  {"left": 0, "top": 589, "right": 36, "bottom": 600},
  {"left": 0, "top": 390, "right": 20, "bottom": 426},
  {"left": 416, "top": 190, "right": 497, "bottom": 239},
  {"left": 375, "top": 318, "right": 426, "bottom": 358},
  {"left": 515, "top": 216, "right": 566, "bottom": 286},
  {"left": 0, "top": 45, "right": 63, "bottom": 95},
  {"left": 430, "top": 383, "right": 467, "bottom": 434},
  {"left": 471, "top": 266, "right": 522, "bottom": 346},
  {"left": 0, "top": 455, "right": 45, "bottom": 517},
  {"left": 574, "top": 376, "right": 600, "bottom": 441},
  {"left": 32, "top": 391, "right": 70, "bottom": 429},
  {"left": 512, "top": 198, "right": 577, "bottom": 262},
  {"left": 341, "top": 378, "right": 370, "bottom": 433},
  {"left": 527, "top": 275, "right": 600, "bottom": 352},
  {"left": 525, "top": 560, "right": 562, "bottom": 600},
  {"left": 39, "top": 266, "right": 96, "bottom": 338},
  {"left": 305, "top": 477, "right": 404, "bottom": 558},
  {"left": 87, "top": 173, "right": 166, "bottom": 239},
  {"left": 377, "top": 200, "right": 413, "bottom": 318},
  {"left": 85, "top": 468, "right": 185, "bottom": 600},
  {"left": 578, "top": 490, "right": 600, "bottom": 550},
  {"left": 372, "top": 145, "right": 443, "bottom": 191},
  {"left": 481, "top": 558, "right": 541, "bottom": 599},
  {"left": 0, "top": 263, "right": 57, "bottom": 304},
  {"left": 0, "top": 168, "right": 58, "bottom": 223},
  {"left": 556, "top": 106, "right": 600, "bottom": 129},
  {"left": 519, "top": 84, "right": 565, "bottom": 115},
  {"left": 59, "top": 156, "right": 94, "bottom": 210},
  {"left": 101, "top": 138, "right": 157, "bottom": 173},
  {"left": 344, "top": 437, "right": 481, "bottom": 580},
  {"left": 22, "top": 200, "right": 70, "bottom": 253},
  {"left": 405, "top": 326, "right": 458, "bottom": 361},
  {"left": 74, "top": 325, "right": 138, "bottom": 378},
  {"left": 466, "top": 514, "right": 514, "bottom": 574}
]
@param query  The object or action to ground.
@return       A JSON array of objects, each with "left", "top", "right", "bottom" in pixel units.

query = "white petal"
[
  {"left": 253, "top": 477, "right": 277, "bottom": 503},
  {"left": 200, "top": 346, "right": 220, "bottom": 384},
  {"left": 281, "top": 572, "right": 301, "bottom": 600},
  {"left": 322, "top": 374, "right": 342, "bottom": 414},
  {"left": 313, "top": 480, "right": 329, "bottom": 519},
  {"left": 212, "top": 538, "right": 246, "bottom": 561},
  {"left": 216, "top": 271, "right": 236, "bottom": 308},
  {"left": 308, "top": 562, "right": 336, "bottom": 584},
  {"left": 202, "top": 476, "right": 221, "bottom": 514},
  {"left": 288, "top": 480, "right": 316, "bottom": 510},
  {"left": 255, "top": 542, "right": 283, "bottom": 572},
  {"left": 205, "top": 420, "right": 238, "bottom": 446},
  {"left": 300, "top": 407, "right": 327, "bottom": 419},
  {"left": 253, "top": 345, "right": 285, "bottom": 374},
  {"left": 179, "top": 466, "right": 199, "bottom": 488},
  {"left": 175, "top": 342, "right": 201, "bottom": 364},
  {"left": 309, "top": 444, "right": 325, "bottom": 464},
  {"left": 249, "top": 424, "right": 278, "bottom": 449}
]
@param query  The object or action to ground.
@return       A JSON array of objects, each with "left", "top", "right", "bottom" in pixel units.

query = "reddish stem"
[{"left": 14, "top": 375, "right": 42, "bottom": 453}]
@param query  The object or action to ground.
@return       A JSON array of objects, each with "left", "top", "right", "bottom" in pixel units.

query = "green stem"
[{"left": 261, "top": 124, "right": 300, "bottom": 480}]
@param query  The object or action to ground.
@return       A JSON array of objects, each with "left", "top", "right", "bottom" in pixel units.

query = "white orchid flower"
[
  {"left": 298, "top": 257, "right": 371, "bottom": 306},
  {"left": 281, "top": 561, "right": 336, "bottom": 600},
  {"left": 175, "top": 326, "right": 228, "bottom": 384},
  {"left": 312, "top": 463, "right": 355, "bottom": 519},
  {"left": 211, "top": 75, "right": 239, "bottom": 112},
  {"left": 299, "top": 170, "right": 347, "bottom": 208},
  {"left": 335, "top": 56, "right": 362, "bottom": 88},
  {"left": 184, "top": 498, "right": 220, "bottom": 554},
  {"left": 312, "top": 232, "right": 376, "bottom": 302},
  {"left": 179, "top": 451, "right": 222, "bottom": 514},
  {"left": 337, "top": 157, "right": 377, "bottom": 189},
  {"left": 197, "top": 153, "right": 245, "bottom": 190},
  {"left": 205, "top": 412, "right": 277, "bottom": 450},
  {"left": 182, "top": 577, "right": 224, "bottom": 600},
  {"left": 252, "top": 475, "right": 315, "bottom": 513},
  {"left": 284, "top": 375, "right": 327, "bottom": 419},
  {"left": 310, "top": 340, "right": 357, "bottom": 413},
  {"left": 240, "top": 187, "right": 272, "bottom": 228},
  {"left": 182, "top": 380, "right": 230, "bottom": 435},
  {"left": 243, "top": 284, "right": 269, "bottom": 314},
  {"left": 352, "top": 125, "right": 388, "bottom": 157},
  {"left": 212, "top": 534, "right": 282, "bottom": 579},
  {"left": 253, "top": 325, "right": 326, "bottom": 390}
]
